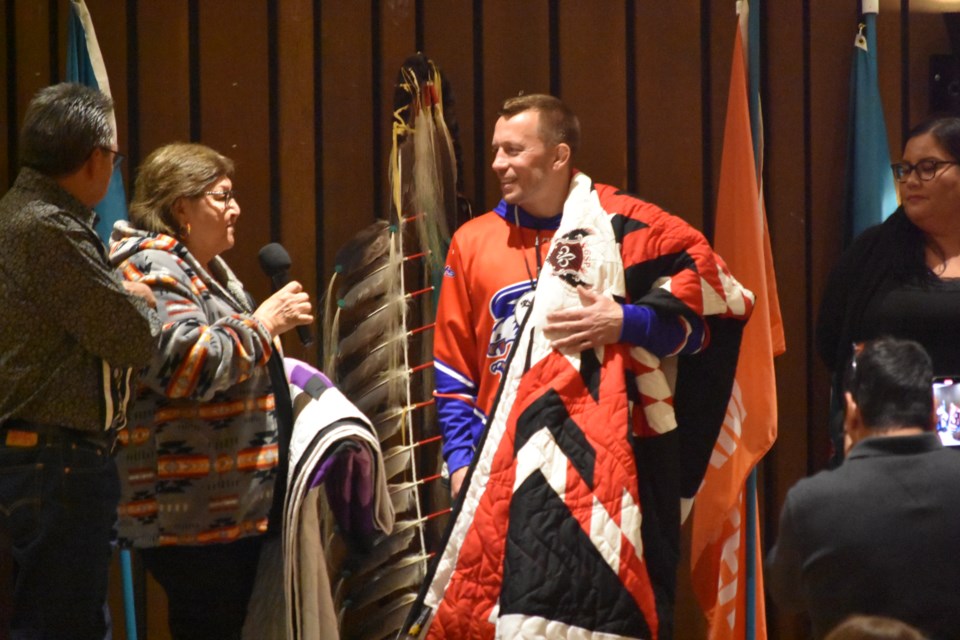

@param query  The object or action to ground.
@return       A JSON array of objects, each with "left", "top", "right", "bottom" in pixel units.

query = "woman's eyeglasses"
[
  {"left": 890, "top": 159, "right": 959, "bottom": 183},
  {"left": 204, "top": 189, "right": 236, "bottom": 209}
]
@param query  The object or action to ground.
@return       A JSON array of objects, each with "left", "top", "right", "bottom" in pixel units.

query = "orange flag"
[{"left": 690, "top": 7, "right": 785, "bottom": 639}]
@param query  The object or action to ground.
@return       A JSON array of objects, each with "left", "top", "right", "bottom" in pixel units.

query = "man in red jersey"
[
  {"left": 420, "top": 94, "right": 752, "bottom": 640},
  {"left": 435, "top": 95, "right": 742, "bottom": 497}
]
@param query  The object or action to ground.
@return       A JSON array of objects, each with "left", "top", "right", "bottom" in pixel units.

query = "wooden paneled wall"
[{"left": 2, "top": 1, "right": 952, "bottom": 638}]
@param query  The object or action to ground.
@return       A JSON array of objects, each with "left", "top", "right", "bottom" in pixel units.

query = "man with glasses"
[
  {"left": 0, "top": 82, "right": 160, "bottom": 639},
  {"left": 767, "top": 337, "right": 960, "bottom": 639}
]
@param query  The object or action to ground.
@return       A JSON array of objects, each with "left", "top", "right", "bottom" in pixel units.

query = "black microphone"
[{"left": 258, "top": 242, "right": 313, "bottom": 346}]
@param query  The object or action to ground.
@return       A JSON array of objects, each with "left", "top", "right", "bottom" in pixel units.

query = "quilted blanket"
[{"left": 403, "top": 173, "right": 752, "bottom": 639}]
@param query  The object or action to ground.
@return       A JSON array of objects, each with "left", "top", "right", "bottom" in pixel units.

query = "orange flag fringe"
[{"left": 690, "top": 14, "right": 785, "bottom": 640}]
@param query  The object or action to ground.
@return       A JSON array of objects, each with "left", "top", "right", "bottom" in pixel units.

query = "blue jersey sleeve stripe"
[{"left": 434, "top": 358, "right": 476, "bottom": 393}]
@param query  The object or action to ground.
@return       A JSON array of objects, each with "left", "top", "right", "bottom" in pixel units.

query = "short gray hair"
[{"left": 19, "top": 83, "right": 115, "bottom": 177}]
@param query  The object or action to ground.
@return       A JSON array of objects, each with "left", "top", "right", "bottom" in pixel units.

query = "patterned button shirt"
[{"left": 0, "top": 168, "right": 160, "bottom": 434}]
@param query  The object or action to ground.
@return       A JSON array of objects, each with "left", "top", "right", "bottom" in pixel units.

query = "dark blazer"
[{"left": 766, "top": 433, "right": 960, "bottom": 639}]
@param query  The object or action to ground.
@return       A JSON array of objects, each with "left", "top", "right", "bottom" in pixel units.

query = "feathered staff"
[{"left": 320, "top": 54, "right": 467, "bottom": 640}]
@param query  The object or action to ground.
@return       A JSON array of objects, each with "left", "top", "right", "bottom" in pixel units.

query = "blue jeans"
[{"left": 0, "top": 429, "right": 119, "bottom": 640}]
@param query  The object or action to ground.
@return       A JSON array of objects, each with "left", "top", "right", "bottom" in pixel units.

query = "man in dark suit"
[{"left": 766, "top": 337, "right": 960, "bottom": 639}]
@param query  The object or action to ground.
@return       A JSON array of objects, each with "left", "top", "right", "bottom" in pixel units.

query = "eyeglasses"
[
  {"left": 890, "top": 159, "right": 959, "bottom": 183},
  {"left": 98, "top": 146, "right": 125, "bottom": 170},
  {"left": 203, "top": 189, "right": 236, "bottom": 208}
]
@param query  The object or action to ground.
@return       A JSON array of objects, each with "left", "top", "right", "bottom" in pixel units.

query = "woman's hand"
[{"left": 254, "top": 280, "right": 314, "bottom": 337}]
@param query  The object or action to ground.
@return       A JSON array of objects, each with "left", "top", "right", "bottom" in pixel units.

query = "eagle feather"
[{"left": 319, "top": 54, "right": 468, "bottom": 640}]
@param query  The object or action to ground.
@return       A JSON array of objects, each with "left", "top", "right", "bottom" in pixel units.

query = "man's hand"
[
  {"left": 543, "top": 286, "right": 622, "bottom": 351},
  {"left": 123, "top": 280, "right": 157, "bottom": 309},
  {"left": 450, "top": 466, "right": 468, "bottom": 500}
]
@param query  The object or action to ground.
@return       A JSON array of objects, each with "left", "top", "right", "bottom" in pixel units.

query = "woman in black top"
[{"left": 817, "top": 115, "right": 960, "bottom": 455}]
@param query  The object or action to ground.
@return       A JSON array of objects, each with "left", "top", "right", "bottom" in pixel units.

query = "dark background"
[{"left": 2, "top": 0, "right": 952, "bottom": 637}]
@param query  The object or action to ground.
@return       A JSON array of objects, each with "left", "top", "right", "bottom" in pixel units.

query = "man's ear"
[
  {"left": 82, "top": 150, "right": 101, "bottom": 179},
  {"left": 843, "top": 391, "right": 859, "bottom": 426},
  {"left": 843, "top": 391, "right": 862, "bottom": 454},
  {"left": 554, "top": 142, "right": 571, "bottom": 169}
]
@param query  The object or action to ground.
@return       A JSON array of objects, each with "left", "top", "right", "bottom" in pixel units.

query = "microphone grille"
[{"left": 258, "top": 242, "right": 291, "bottom": 277}]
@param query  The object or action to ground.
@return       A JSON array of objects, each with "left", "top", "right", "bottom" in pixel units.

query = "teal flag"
[
  {"left": 845, "top": 12, "right": 898, "bottom": 244},
  {"left": 66, "top": 0, "right": 127, "bottom": 245}
]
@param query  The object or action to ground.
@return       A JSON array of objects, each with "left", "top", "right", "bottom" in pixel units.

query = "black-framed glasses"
[
  {"left": 203, "top": 189, "right": 236, "bottom": 208},
  {"left": 890, "top": 159, "right": 959, "bottom": 183},
  {"left": 98, "top": 146, "right": 125, "bottom": 170}
]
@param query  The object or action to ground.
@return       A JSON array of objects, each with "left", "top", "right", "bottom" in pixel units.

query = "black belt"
[{"left": 0, "top": 419, "right": 116, "bottom": 455}]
